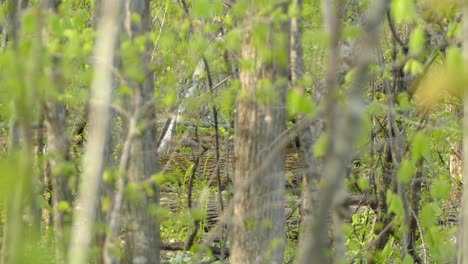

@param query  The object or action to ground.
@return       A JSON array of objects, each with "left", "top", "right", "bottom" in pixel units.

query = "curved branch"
[
  {"left": 202, "top": 55, "right": 224, "bottom": 213},
  {"left": 386, "top": 10, "right": 407, "bottom": 53}
]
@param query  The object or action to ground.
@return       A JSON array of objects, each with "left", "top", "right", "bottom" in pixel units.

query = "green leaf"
[
  {"left": 288, "top": 2, "right": 300, "bottom": 18},
  {"left": 446, "top": 47, "right": 463, "bottom": 74},
  {"left": 419, "top": 203, "right": 437, "bottom": 229},
  {"left": 397, "top": 93, "right": 412, "bottom": 112},
  {"left": 391, "top": 0, "right": 416, "bottom": 23},
  {"left": 357, "top": 177, "right": 370, "bottom": 190},
  {"left": 231, "top": 0, "right": 249, "bottom": 18},
  {"left": 398, "top": 160, "right": 416, "bottom": 184},
  {"left": 287, "top": 90, "right": 315, "bottom": 116},
  {"left": 101, "top": 196, "right": 112, "bottom": 212},
  {"left": 402, "top": 254, "right": 414, "bottom": 264},
  {"left": 447, "top": 22, "right": 462, "bottom": 38},
  {"left": 403, "top": 59, "right": 424, "bottom": 75},
  {"left": 193, "top": 0, "right": 211, "bottom": 18},
  {"left": 37, "top": 195, "right": 51, "bottom": 210},
  {"left": 409, "top": 26, "right": 426, "bottom": 54},
  {"left": 386, "top": 190, "right": 404, "bottom": 216},
  {"left": 368, "top": 100, "right": 384, "bottom": 115},
  {"left": 126, "top": 183, "right": 144, "bottom": 203},
  {"left": 431, "top": 177, "right": 451, "bottom": 200},
  {"left": 411, "top": 132, "right": 430, "bottom": 161},
  {"left": 58, "top": 201, "right": 72, "bottom": 213},
  {"left": 152, "top": 173, "right": 171, "bottom": 185},
  {"left": 22, "top": 11, "right": 39, "bottom": 34},
  {"left": 48, "top": 14, "right": 62, "bottom": 35},
  {"left": 103, "top": 169, "right": 117, "bottom": 183},
  {"left": 313, "top": 133, "right": 328, "bottom": 158},
  {"left": 191, "top": 208, "right": 205, "bottom": 220}
]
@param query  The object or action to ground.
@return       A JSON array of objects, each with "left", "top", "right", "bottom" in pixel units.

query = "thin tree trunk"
[
  {"left": 67, "top": 0, "right": 121, "bottom": 262},
  {"left": 296, "top": 0, "right": 390, "bottom": 263},
  {"left": 458, "top": 7, "right": 468, "bottom": 264},
  {"left": 230, "top": 3, "right": 289, "bottom": 263},
  {"left": 43, "top": 99, "right": 72, "bottom": 263},
  {"left": 123, "top": 1, "right": 160, "bottom": 263},
  {"left": 1, "top": 1, "right": 38, "bottom": 263},
  {"left": 40, "top": 2, "right": 73, "bottom": 263},
  {"left": 296, "top": 0, "right": 343, "bottom": 262},
  {"left": 290, "top": 0, "right": 325, "bottom": 256},
  {"left": 92, "top": 2, "right": 118, "bottom": 262}
]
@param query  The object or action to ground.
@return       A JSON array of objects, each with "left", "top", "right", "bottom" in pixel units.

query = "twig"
[
  {"left": 103, "top": 118, "right": 138, "bottom": 263},
  {"left": 202, "top": 56, "right": 224, "bottom": 212},
  {"left": 184, "top": 127, "right": 208, "bottom": 251},
  {"left": 348, "top": 218, "right": 395, "bottom": 263},
  {"left": 386, "top": 10, "right": 407, "bottom": 52},
  {"left": 410, "top": 207, "right": 427, "bottom": 264}
]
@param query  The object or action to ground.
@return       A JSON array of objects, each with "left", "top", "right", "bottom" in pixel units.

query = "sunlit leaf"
[
  {"left": 193, "top": 0, "right": 211, "bottom": 19},
  {"left": 391, "top": 0, "right": 417, "bottom": 23},
  {"left": 398, "top": 160, "right": 416, "bottom": 184},
  {"left": 419, "top": 203, "right": 437, "bottom": 229},
  {"left": 411, "top": 132, "right": 430, "bottom": 161},
  {"left": 313, "top": 133, "right": 328, "bottom": 158},
  {"left": 386, "top": 190, "right": 404, "bottom": 216},
  {"left": 402, "top": 254, "right": 414, "bottom": 264},
  {"left": 403, "top": 59, "right": 424, "bottom": 75},
  {"left": 409, "top": 26, "right": 426, "bottom": 54},
  {"left": 431, "top": 177, "right": 451, "bottom": 200},
  {"left": 287, "top": 89, "right": 315, "bottom": 116},
  {"left": 357, "top": 177, "right": 370, "bottom": 190}
]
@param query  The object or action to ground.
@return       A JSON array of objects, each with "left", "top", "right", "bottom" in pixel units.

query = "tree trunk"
[
  {"left": 1, "top": 1, "right": 36, "bottom": 263},
  {"left": 230, "top": 4, "right": 289, "bottom": 263},
  {"left": 67, "top": 0, "right": 120, "bottom": 262},
  {"left": 43, "top": 100, "right": 72, "bottom": 263},
  {"left": 123, "top": 0, "right": 160, "bottom": 263},
  {"left": 296, "top": 0, "right": 390, "bottom": 263},
  {"left": 458, "top": 7, "right": 468, "bottom": 264},
  {"left": 40, "top": 2, "right": 73, "bottom": 263}
]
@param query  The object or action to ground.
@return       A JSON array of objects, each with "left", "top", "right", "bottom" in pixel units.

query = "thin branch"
[
  {"left": 184, "top": 127, "right": 208, "bottom": 251},
  {"left": 103, "top": 118, "right": 138, "bottom": 263},
  {"left": 410, "top": 206, "right": 427, "bottom": 264},
  {"left": 152, "top": 6, "right": 167, "bottom": 62},
  {"left": 202, "top": 55, "right": 225, "bottom": 259},
  {"left": 349, "top": 218, "right": 396, "bottom": 263},
  {"left": 67, "top": 0, "right": 121, "bottom": 261},
  {"left": 202, "top": 56, "right": 224, "bottom": 212},
  {"left": 386, "top": 10, "right": 407, "bottom": 52}
]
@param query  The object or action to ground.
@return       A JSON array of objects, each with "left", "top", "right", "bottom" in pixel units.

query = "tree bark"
[
  {"left": 67, "top": 0, "right": 120, "bottom": 262},
  {"left": 43, "top": 99, "right": 72, "bottom": 264},
  {"left": 40, "top": 1, "right": 73, "bottom": 263},
  {"left": 230, "top": 4, "right": 289, "bottom": 263},
  {"left": 123, "top": 0, "right": 160, "bottom": 263},
  {"left": 1, "top": 1, "right": 36, "bottom": 263},
  {"left": 458, "top": 6, "right": 468, "bottom": 264},
  {"left": 296, "top": 0, "right": 390, "bottom": 263}
]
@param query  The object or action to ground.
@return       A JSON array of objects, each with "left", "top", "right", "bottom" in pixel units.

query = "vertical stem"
[
  {"left": 67, "top": 0, "right": 120, "bottom": 262},
  {"left": 460, "top": 7, "right": 468, "bottom": 263}
]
